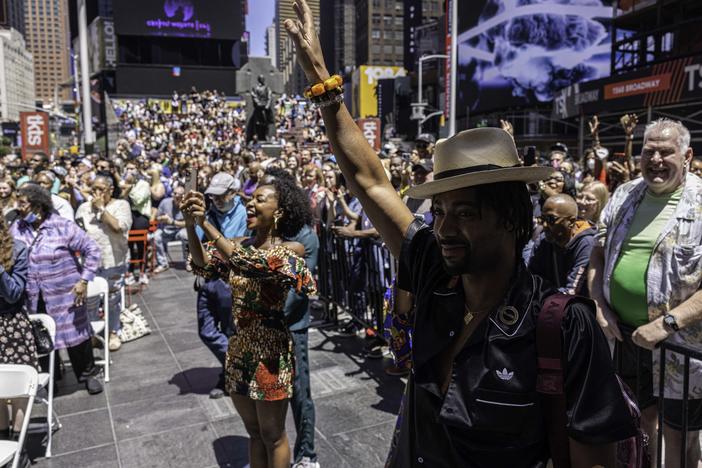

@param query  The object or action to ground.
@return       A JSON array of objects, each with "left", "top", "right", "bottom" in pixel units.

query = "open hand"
[
  {"left": 620, "top": 114, "right": 638, "bottom": 136},
  {"left": 608, "top": 161, "right": 631, "bottom": 183},
  {"left": 283, "top": 0, "right": 330, "bottom": 84},
  {"left": 500, "top": 119, "right": 514, "bottom": 137}
]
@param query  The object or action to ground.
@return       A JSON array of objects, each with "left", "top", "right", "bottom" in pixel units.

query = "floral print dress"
[
  {"left": 192, "top": 242, "right": 316, "bottom": 401},
  {"left": 0, "top": 240, "right": 38, "bottom": 368}
]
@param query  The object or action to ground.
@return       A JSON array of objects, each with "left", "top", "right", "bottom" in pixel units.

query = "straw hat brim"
[{"left": 406, "top": 166, "right": 554, "bottom": 199}]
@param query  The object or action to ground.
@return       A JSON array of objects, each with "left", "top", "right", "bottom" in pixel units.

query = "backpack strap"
[{"left": 536, "top": 293, "right": 579, "bottom": 468}]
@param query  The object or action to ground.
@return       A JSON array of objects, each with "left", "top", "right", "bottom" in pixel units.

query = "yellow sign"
[{"left": 353, "top": 65, "right": 406, "bottom": 118}]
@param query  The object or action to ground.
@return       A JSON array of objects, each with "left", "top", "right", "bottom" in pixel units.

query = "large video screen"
[
  {"left": 456, "top": 0, "right": 614, "bottom": 115},
  {"left": 114, "top": 0, "right": 243, "bottom": 40}
]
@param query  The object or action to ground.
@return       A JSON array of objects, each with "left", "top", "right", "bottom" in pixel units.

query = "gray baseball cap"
[{"left": 205, "top": 172, "right": 240, "bottom": 195}]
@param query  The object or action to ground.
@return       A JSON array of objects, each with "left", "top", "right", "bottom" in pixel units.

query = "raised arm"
[{"left": 284, "top": 0, "right": 414, "bottom": 257}]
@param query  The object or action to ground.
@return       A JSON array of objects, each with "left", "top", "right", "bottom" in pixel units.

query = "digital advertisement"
[
  {"left": 114, "top": 0, "right": 243, "bottom": 40},
  {"left": 455, "top": 0, "right": 615, "bottom": 115}
]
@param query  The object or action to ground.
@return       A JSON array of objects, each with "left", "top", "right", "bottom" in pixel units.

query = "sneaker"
[
  {"left": 365, "top": 344, "right": 389, "bottom": 359},
  {"left": 292, "top": 457, "right": 320, "bottom": 468},
  {"left": 209, "top": 374, "right": 226, "bottom": 399},
  {"left": 85, "top": 375, "right": 103, "bottom": 395},
  {"left": 125, "top": 274, "right": 136, "bottom": 286},
  {"left": 209, "top": 387, "right": 225, "bottom": 399},
  {"left": 385, "top": 364, "right": 411, "bottom": 377},
  {"left": 153, "top": 265, "right": 169, "bottom": 274},
  {"left": 139, "top": 274, "right": 149, "bottom": 285},
  {"left": 337, "top": 321, "right": 360, "bottom": 338},
  {"left": 108, "top": 332, "right": 122, "bottom": 351}
]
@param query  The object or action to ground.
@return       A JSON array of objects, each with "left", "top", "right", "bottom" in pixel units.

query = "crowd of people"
[{"left": 1, "top": 4, "right": 702, "bottom": 468}]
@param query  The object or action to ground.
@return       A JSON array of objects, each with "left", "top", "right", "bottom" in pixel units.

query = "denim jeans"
[
  {"left": 291, "top": 329, "right": 317, "bottom": 462},
  {"left": 96, "top": 264, "right": 127, "bottom": 333},
  {"left": 154, "top": 228, "right": 188, "bottom": 267},
  {"left": 196, "top": 278, "right": 234, "bottom": 365}
]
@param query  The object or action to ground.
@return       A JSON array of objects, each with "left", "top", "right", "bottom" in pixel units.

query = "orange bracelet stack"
[{"left": 304, "top": 75, "right": 344, "bottom": 107}]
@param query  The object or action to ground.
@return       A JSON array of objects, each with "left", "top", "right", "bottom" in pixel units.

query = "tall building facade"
[
  {"left": 320, "top": 0, "right": 355, "bottom": 76},
  {"left": 265, "top": 23, "right": 277, "bottom": 68},
  {"left": 355, "top": 0, "right": 405, "bottom": 66},
  {"left": 0, "top": 28, "right": 35, "bottom": 120},
  {"left": 276, "top": 0, "right": 319, "bottom": 94},
  {"left": 24, "top": 0, "right": 71, "bottom": 104},
  {"left": 0, "top": 0, "right": 26, "bottom": 38}
]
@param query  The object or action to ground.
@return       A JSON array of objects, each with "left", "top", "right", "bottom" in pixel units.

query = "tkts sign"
[
  {"left": 357, "top": 118, "right": 381, "bottom": 152},
  {"left": 20, "top": 112, "right": 50, "bottom": 160},
  {"left": 553, "top": 54, "right": 702, "bottom": 119}
]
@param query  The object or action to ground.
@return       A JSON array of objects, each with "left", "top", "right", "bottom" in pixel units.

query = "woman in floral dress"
[
  {"left": 0, "top": 215, "right": 37, "bottom": 437},
  {"left": 183, "top": 175, "right": 315, "bottom": 468}
]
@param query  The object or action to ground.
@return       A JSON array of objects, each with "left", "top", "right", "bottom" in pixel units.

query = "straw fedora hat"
[{"left": 406, "top": 128, "right": 554, "bottom": 199}]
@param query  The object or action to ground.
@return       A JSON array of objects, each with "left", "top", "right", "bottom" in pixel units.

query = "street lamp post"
[
  {"left": 77, "top": 0, "right": 94, "bottom": 150},
  {"left": 411, "top": 54, "right": 448, "bottom": 135}
]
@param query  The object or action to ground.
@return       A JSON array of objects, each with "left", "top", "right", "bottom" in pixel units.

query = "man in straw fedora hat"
[{"left": 285, "top": 2, "right": 636, "bottom": 466}]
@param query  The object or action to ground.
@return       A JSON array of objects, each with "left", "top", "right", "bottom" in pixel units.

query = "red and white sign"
[
  {"left": 604, "top": 73, "right": 672, "bottom": 100},
  {"left": 20, "top": 112, "right": 50, "bottom": 160},
  {"left": 357, "top": 118, "right": 381, "bottom": 152}
]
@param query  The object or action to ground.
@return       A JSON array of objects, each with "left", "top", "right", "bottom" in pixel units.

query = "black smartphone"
[{"left": 523, "top": 146, "right": 536, "bottom": 166}]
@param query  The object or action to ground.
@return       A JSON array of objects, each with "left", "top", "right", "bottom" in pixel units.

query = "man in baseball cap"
[
  {"left": 195, "top": 172, "right": 247, "bottom": 399},
  {"left": 415, "top": 133, "right": 436, "bottom": 160}
]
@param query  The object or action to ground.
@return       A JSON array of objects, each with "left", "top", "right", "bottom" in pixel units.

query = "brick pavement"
[{"left": 28, "top": 263, "right": 404, "bottom": 468}]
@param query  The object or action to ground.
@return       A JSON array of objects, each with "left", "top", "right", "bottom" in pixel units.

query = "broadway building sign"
[{"left": 553, "top": 54, "right": 702, "bottom": 119}]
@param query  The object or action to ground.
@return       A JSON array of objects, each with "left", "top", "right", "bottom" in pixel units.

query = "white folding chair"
[
  {"left": 28, "top": 313, "right": 61, "bottom": 457},
  {"left": 87, "top": 277, "right": 111, "bottom": 382},
  {"left": 0, "top": 364, "right": 38, "bottom": 468}
]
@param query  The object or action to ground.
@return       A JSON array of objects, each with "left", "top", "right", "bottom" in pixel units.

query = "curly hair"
[
  {"left": 0, "top": 216, "right": 13, "bottom": 271},
  {"left": 18, "top": 183, "right": 53, "bottom": 217},
  {"left": 262, "top": 167, "right": 313, "bottom": 238}
]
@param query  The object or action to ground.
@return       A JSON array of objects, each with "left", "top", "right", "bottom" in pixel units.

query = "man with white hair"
[{"left": 589, "top": 118, "right": 702, "bottom": 466}]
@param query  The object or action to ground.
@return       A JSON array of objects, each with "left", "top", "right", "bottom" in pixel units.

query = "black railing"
[
  {"left": 616, "top": 323, "right": 702, "bottom": 468},
  {"left": 316, "top": 226, "right": 395, "bottom": 333},
  {"left": 656, "top": 340, "right": 702, "bottom": 468}
]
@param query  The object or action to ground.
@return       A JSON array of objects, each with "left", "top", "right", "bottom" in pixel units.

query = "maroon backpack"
[{"left": 536, "top": 294, "right": 650, "bottom": 468}]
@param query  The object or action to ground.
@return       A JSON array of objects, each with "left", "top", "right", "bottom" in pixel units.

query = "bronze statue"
[{"left": 247, "top": 75, "right": 273, "bottom": 143}]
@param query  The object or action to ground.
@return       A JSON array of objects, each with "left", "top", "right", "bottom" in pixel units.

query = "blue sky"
[{"left": 247, "top": 0, "right": 276, "bottom": 57}]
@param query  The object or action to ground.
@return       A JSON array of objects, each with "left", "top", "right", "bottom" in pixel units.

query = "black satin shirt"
[{"left": 388, "top": 222, "right": 636, "bottom": 468}]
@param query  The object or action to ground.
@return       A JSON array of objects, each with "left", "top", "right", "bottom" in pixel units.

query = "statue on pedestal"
[{"left": 247, "top": 75, "right": 273, "bottom": 143}]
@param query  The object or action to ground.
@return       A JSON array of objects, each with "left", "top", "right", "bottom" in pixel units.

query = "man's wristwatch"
[{"left": 663, "top": 314, "right": 680, "bottom": 333}]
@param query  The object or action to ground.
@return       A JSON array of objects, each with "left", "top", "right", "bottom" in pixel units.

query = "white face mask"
[{"left": 587, "top": 159, "right": 596, "bottom": 171}]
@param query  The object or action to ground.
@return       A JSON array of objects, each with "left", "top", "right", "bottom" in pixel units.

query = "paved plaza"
[{"left": 28, "top": 263, "right": 404, "bottom": 468}]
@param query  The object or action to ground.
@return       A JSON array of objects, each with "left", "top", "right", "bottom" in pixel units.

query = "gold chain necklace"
[{"left": 463, "top": 303, "right": 492, "bottom": 326}]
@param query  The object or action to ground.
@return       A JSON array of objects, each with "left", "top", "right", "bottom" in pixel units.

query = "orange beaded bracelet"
[{"left": 304, "top": 74, "right": 343, "bottom": 100}]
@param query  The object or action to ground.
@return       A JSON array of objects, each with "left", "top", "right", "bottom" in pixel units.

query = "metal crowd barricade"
[
  {"left": 315, "top": 225, "right": 395, "bottom": 333},
  {"left": 656, "top": 340, "right": 702, "bottom": 468},
  {"left": 616, "top": 324, "right": 701, "bottom": 468}
]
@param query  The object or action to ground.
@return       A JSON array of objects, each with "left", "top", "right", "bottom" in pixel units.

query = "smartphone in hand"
[{"left": 186, "top": 167, "right": 198, "bottom": 193}]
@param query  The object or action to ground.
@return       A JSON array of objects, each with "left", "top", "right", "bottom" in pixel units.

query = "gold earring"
[{"left": 274, "top": 215, "right": 280, "bottom": 232}]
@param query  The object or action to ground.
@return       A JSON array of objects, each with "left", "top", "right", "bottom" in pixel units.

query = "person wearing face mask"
[
  {"left": 526, "top": 194, "right": 596, "bottom": 295},
  {"left": 193, "top": 173, "right": 248, "bottom": 399},
  {"left": 10, "top": 184, "right": 103, "bottom": 394}
]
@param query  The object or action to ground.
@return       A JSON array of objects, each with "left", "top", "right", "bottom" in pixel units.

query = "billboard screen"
[
  {"left": 456, "top": 0, "right": 614, "bottom": 115},
  {"left": 352, "top": 65, "right": 407, "bottom": 118},
  {"left": 114, "top": 0, "right": 243, "bottom": 40}
]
